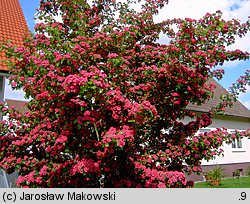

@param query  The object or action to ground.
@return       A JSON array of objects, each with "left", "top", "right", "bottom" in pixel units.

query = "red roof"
[
  {"left": 187, "top": 78, "right": 250, "bottom": 119},
  {"left": 0, "top": 0, "right": 29, "bottom": 72}
]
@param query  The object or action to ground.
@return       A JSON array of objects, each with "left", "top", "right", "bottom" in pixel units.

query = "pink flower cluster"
[
  {"left": 71, "top": 158, "right": 100, "bottom": 176},
  {"left": 102, "top": 126, "right": 135, "bottom": 148}
]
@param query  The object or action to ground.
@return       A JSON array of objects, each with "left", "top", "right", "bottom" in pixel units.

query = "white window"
[
  {"left": 0, "top": 169, "right": 9, "bottom": 188},
  {"left": 230, "top": 130, "right": 245, "bottom": 152},
  {"left": 0, "top": 169, "right": 18, "bottom": 188},
  {"left": 195, "top": 128, "right": 212, "bottom": 136},
  {"left": 232, "top": 137, "right": 243, "bottom": 149},
  {"left": 199, "top": 128, "right": 211, "bottom": 133}
]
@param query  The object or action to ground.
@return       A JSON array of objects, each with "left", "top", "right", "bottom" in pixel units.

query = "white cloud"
[
  {"left": 35, "top": 14, "right": 62, "bottom": 24},
  {"left": 154, "top": 0, "right": 250, "bottom": 67},
  {"left": 156, "top": 0, "right": 226, "bottom": 20},
  {"left": 157, "top": 0, "right": 250, "bottom": 45},
  {"left": 156, "top": 0, "right": 249, "bottom": 21},
  {"left": 34, "top": 10, "right": 62, "bottom": 25},
  {"left": 33, "top": 0, "right": 250, "bottom": 53}
]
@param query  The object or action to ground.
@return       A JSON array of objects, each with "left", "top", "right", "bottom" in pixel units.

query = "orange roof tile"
[{"left": 0, "top": 0, "right": 29, "bottom": 72}]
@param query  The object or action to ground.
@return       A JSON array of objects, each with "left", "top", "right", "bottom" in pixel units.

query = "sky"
[{"left": 5, "top": 0, "right": 250, "bottom": 109}]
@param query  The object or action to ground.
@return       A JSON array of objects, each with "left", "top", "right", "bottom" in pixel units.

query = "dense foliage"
[{"left": 0, "top": 0, "right": 249, "bottom": 187}]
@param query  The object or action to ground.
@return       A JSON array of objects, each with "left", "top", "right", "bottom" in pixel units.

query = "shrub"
[{"left": 207, "top": 166, "right": 224, "bottom": 186}]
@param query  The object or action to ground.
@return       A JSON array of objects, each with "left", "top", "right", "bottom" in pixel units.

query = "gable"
[
  {"left": 0, "top": 0, "right": 29, "bottom": 72},
  {"left": 187, "top": 78, "right": 250, "bottom": 119}
]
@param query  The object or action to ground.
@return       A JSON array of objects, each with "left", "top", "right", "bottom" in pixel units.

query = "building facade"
[
  {"left": 0, "top": 0, "right": 29, "bottom": 188},
  {"left": 186, "top": 79, "right": 250, "bottom": 181}
]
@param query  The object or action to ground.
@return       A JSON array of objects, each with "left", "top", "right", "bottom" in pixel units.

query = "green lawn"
[{"left": 194, "top": 177, "right": 250, "bottom": 188}]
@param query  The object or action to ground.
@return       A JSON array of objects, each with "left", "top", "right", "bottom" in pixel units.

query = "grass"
[{"left": 194, "top": 177, "right": 250, "bottom": 188}]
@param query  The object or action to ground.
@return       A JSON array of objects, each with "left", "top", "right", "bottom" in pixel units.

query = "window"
[
  {"left": 232, "top": 139, "right": 236, "bottom": 148},
  {"left": 0, "top": 169, "right": 18, "bottom": 188},
  {"left": 195, "top": 128, "right": 211, "bottom": 136},
  {"left": 232, "top": 137, "right": 243, "bottom": 149},
  {"left": 230, "top": 130, "right": 245, "bottom": 152},
  {"left": 0, "top": 169, "right": 9, "bottom": 188},
  {"left": 199, "top": 129, "right": 211, "bottom": 133}
]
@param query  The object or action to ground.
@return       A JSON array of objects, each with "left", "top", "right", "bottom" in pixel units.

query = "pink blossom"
[
  {"left": 55, "top": 136, "right": 67, "bottom": 144},
  {"left": 108, "top": 53, "right": 118, "bottom": 58},
  {"left": 192, "top": 137, "right": 199, "bottom": 143}
]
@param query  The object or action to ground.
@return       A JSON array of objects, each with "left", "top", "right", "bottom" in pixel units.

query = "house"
[
  {"left": 185, "top": 78, "right": 250, "bottom": 181},
  {"left": 0, "top": 0, "right": 29, "bottom": 106},
  {"left": 0, "top": 99, "right": 28, "bottom": 188},
  {"left": 0, "top": 0, "right": 29, "bottom": 188}
]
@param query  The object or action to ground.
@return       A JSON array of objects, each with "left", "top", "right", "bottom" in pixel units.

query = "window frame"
[{"left": 230, "top": 130, "right": 245, "bottom": 152}]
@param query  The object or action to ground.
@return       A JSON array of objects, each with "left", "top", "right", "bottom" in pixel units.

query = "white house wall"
[
  {"left": 0, "top": 75, "right": 5, "bottom": 102},
  {"left": 182, "top": 115, "right": 250, "bottom": 165}
]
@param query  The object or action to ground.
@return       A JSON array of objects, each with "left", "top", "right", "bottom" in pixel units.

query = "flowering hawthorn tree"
[{"left": 0, "top": 0, "right": 250, "bottom": 187}]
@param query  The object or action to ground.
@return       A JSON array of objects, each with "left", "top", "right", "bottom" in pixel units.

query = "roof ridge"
[{"left": 187, "top": 78, "right": 250, "bottom": 118}]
